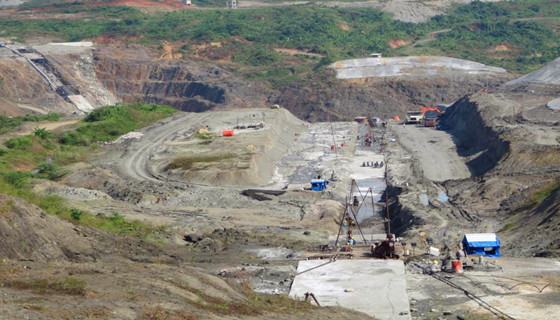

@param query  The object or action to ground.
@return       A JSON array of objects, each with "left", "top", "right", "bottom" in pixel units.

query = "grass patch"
[
  {"left": 0, "top": 113, "right": 62, "bottom": 135},
  {"left": 61, "top": 103, "right": 176, "bottom": 146},
  {"left": 0, "top": 103, "right": 175, "bottom": 170},
  {"left": 0, "top": 175, "right": 166, "bottom": 239},
  {"left": 0, "top": 103, "right": 174, "bottom": 239},
  {"left": 194, "top": 132, "right": 214, "bottom": 140},
  {"left": 191, "top": 287, "right": 313, "bottom": 317},
  {"left": 523, "top": 179, "right": 560, "bottom": 208},
  {"left": 165, "top": 154, "right": 234, "bottom": 170},
  {"left": 4, "top": 277, "right": 86, "bottom": 295},
  {"left": 141, "top": 307, "right": 198, "bottom": 320},
  {"left": 498, "top": 222, "right": 517, "bottom": 233}
]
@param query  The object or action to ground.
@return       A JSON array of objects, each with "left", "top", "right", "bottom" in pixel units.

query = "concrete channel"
[
  {"left": 290, "top": 259, "right": 411, "bottom": 320},
  {"left": 288, "top": 121, "right": 412, "bottom": 320}
]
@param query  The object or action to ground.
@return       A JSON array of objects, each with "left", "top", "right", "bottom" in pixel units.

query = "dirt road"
[
  {"left": 118, "top": 112, "right": 212, "bottom": 183},
  {"left": 391, "top": 123, "right": 470, "bottom": 182}
]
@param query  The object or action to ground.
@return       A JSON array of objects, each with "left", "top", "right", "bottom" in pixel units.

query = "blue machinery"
[{"left": 310, "top": 179, "right": 329, "bottom": 191}]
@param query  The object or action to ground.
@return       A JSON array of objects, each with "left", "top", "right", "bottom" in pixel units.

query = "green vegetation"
[
  {"left": 4, "top": 277, "right": 86, "bottom": 295},
  {"left": 0, "top": 103, "right": 175, "bottom": 238},
  {"left": 190, "top": 284, "right": 313, "bottom": 317},
  {"left": 498, "top": 222, "right": 517, "bottom": 233},
  {"left": 1, "top": 1, "right": 558, "bottom": 75},
  {"left": 412, "top": 0, "right": 560, "bottom": 73},
  {"left": 523, "top": 179, "right": 560, "bottom": 208},
  {"left": 194, "top": 131, "right": 214, "bottom": 140},
  {"left": 60, "top": 103, "right": 175, "bottom": 146},
  {"left": 0, "top": 103, "right": 174, "bottom": 169},
  {"left": 0, "top": 113, "right": 62, "bottom": 135},
  {"left": 165, "top": 154, "right": 234, "bottom": 171}
]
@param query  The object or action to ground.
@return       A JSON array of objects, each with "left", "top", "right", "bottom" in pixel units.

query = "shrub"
[
  {"left": 2, "top": 171, "right": 31, "bottom": 188},
  {"left": 34, "top": 162, "right": 68, "bottom": 180},
  {"left": 33, "top": 127, "right": 53, "bottom": 140},
  {"left": 70, "top": 208, "right": 83, "bottom": 221},
  {"left": 5, "top": 136, "right": 33, "bottom": 150}
]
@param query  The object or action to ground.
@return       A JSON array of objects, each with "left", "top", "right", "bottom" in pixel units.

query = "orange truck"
[{"left": 420, "top": 107, "right": 444, "bottom": 127}]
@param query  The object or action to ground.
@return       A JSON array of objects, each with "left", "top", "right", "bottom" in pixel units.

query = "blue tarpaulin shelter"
[
  {"left": 310, "top": 179, "right": 329, "bottom": 191},
  {"left": 462, "top": 233, "right": 501, "bottom": 257}
]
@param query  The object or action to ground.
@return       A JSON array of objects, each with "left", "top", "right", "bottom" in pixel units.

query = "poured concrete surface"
[
  {"left": 290, "top": 259, "right": 411, "bottom": 320},
  {"left": 331, "top": 56, "right": 506, "bottom": 79},
  {"left": 391, "top": 123, "right": 471, "bottom": 182}
]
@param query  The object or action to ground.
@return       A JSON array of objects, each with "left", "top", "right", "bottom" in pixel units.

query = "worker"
[
  {"left": 430, "top": 260, "right": 441, "bottom": 274},
  {"left": 456, "top": 247, "right": 466, "bottom": 259},
  {"left": 348, "top": 237, "right": 355, "bottom": 245}
]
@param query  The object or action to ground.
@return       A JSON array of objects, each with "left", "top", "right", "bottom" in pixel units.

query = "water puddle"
[
  {"left": 419, "top": 193, "right": 429, "bottom": 206},
  {"left": 438, "top": 192, "right": 449, "bottom": 203}
]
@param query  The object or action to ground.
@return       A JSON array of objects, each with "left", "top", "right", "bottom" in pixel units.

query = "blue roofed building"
[{"left": 462, "top": 233, "right": 501, "bottom": 257}]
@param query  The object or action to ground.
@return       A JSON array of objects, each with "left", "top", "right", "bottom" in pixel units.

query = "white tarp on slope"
[
  {"left": 506, "top": 57, "right": 560, "bottom": 86},
  {"left": 331, "top": 56, "right": 506, "bottom": 79},
  {"left": 67, "top": 95, "right": 94, "bottom": 113}
]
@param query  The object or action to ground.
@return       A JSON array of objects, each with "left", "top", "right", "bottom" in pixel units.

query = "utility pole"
[{"left": 385, "top": 189, "right": 391, "bottom": 235}]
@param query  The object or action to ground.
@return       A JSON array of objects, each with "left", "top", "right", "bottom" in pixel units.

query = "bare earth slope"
[
  {"left": 385, "top": 56, "right": 560, "bottom": 257},
  {"left": 0, "top": 194, "right": 94, "bottom": 262},
  {"left": 0, "top": 194, "right": 375, "bottom": 320}
]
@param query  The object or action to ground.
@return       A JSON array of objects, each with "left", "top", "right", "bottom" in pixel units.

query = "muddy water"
[{"left": 345, "top": 125, "right": 388, "bottom": 243}]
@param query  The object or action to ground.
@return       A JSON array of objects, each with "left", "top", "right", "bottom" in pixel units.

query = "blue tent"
[
  {"left": 462, "top": 233, "right": 501, "bottom": 257},
  {"left": 310, "top": 179, "right": 329, "bottom": 191}
]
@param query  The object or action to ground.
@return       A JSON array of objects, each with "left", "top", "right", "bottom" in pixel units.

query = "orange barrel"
[
  {"left": 452, "top": 260, "right": 463, "bottom": 273},
  {"left": 222, "top": 130, "right": 234, "bottom": 137}
]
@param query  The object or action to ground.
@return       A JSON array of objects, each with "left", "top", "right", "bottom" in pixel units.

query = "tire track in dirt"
[{"left": 120, "top": 112, "right": 213, "bottom": 183}]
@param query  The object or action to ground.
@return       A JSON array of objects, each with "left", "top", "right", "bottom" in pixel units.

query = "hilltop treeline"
[{"left": 1, "top": 1, "right": 558, "bottom": 74}]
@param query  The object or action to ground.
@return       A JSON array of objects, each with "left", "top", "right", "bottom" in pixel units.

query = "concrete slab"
[
  {"left": 331, "top": 56, "right": 506, "bottom": 80},
  {"left": 290, "top": 259, "right": 411, "bottom": 320}
]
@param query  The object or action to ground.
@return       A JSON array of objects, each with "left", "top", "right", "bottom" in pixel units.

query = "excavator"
[{"left": 420, "top": 106, "right": 444, "bottom": 127}]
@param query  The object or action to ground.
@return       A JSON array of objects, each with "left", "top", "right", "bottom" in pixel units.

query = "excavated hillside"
[
  {"left": 1, "top": 41, "right": 514, "bottom": 123},
  {"left": 275, "top": 73, "right": 511, "bottom": 122},
  {"left": 94, "top": 45, "right": 269, "bottom": 112},
  {"left": 0, "top": 49, "right": 73, "bottom": 115},
  {"left": 431, "top": 58, "right": 560, "bottom": 257}
]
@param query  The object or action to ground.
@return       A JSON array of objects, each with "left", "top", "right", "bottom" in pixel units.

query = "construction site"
[{"left": 0, "top": 1, "right": 559, "bottom": 319}]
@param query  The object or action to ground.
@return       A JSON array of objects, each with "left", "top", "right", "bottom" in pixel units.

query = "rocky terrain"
[
  {"left": 0, "top": 192, "right": 374, "bottom": 320},
  {"left": 0, "top": 1, "right": 558, "bottom": 319},
  {"left": 0, "top": 40, "right": 513, "bottom": 121},
  {"left": 382, "top": 57, "right": 560, "bottom": 258}
]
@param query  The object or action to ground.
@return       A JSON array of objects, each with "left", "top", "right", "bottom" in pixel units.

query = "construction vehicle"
[
  {"left": 421, "top": 107, "right": 444, "bottom": 127},
  {"left": 371, "top": 234, "right": 400, "bottom": 259},
  {"left": 420, "top": 107, "right": 443, "bottom": 127},
  {"left": 405, "top": 111, "right": 423, "bottom": 124},
  {"left": 424, "top": 116, "right": 438, "bottom": 127},
  {"left": 406, "top": 106, "right": 445, "bottom": 125},
  {"left": 420, "top": 107, "right": 443, "bottom": 117}
]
